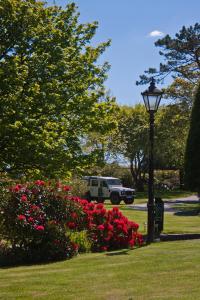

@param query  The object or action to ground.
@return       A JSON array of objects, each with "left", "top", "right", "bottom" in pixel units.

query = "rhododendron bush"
[{"left": 0, "top": 180, "right": 143, "bottom": 264}]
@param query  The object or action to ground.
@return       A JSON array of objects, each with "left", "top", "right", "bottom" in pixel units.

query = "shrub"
[
  {"left": 0, "top": 181, "right": 84, "bottom": 263},
  {"left": 0, "top": 180, "right": 143, "bottom": 265},
  {"left": 185, "top": 83, "right": 200, "bottom": 193},
  {"left": 68, "top": 230, "right": 91, "bottom": 253},
  {"left": 68, "top": 200, "right": 143, "bottom": 252}
]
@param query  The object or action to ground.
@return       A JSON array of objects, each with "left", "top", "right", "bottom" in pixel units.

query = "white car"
[{"left": 83, "top": 176, "right": 135, "bottom": 205}]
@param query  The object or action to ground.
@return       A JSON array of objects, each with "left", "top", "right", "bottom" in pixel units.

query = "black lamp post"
[{"left": 141, "top": 78, "right": 163, "bottom": 243}]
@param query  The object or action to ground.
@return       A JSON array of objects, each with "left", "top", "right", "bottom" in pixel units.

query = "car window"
[
  {"left": 91, "top": 179, "right": 98, "bottom": 187},
  {"left": 106, "top": 179, "right": 122, "bottom": 186},
  {"left": 100, "top": 181, "right": 108, "bottom": 187}
]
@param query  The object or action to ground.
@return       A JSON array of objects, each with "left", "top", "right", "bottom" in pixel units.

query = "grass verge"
[
  {"left": 0, "top": 240, "right": 200, "bottom": 299},
  {"left": 105, "top": 203, "right": 200, "bottom": 235}
]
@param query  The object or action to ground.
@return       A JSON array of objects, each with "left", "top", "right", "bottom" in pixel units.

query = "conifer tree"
[{"left": 184, "top": 83, "right": 200, "bottom": 193}]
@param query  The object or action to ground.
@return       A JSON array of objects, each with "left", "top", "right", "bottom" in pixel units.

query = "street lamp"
[{"left": 141, "top": 78, "right": 163, "bottom": 243}]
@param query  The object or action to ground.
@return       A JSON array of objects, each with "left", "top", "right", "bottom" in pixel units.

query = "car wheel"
[
  {"left": 110, "top": 193, "right": 121, "bottom": 205},
  {"left": 123, "top": 198, "right": 134, "bottom": 205}
]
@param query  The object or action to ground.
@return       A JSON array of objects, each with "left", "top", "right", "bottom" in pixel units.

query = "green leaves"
[{"left": 0, "top": 0, "right": 115, "bottom": 178}]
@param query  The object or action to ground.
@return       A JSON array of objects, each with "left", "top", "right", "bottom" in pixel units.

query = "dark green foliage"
[{"left": 184, "top": 83, "right": 200, "bottom": 192}]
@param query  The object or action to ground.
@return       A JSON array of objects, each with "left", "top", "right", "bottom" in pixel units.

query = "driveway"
[{"left": 130, "top": 195, "right": 200, "bottom": 213}]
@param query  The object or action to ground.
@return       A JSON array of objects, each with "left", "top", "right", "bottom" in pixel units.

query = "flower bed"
[{"left": 0, "top": 180, "right": 143, "bottom": 265}]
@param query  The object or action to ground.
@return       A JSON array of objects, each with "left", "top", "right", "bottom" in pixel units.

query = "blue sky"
[{"left": 47, "top": 0, "right": 200, "bottom": 105}]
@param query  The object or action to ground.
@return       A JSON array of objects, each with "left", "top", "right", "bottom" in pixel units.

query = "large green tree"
[
  {"left": 184, "top": 83, "right": 200, "bottom": 193},
  {"left": 155, "top": 104, "right": 190, "bottom": 186},
  {"left": 108, "top": 104, "right": 189, "bottom": 190},
  {"left": 0, "top": 0, "right": 116, "bottom": 178},
  {"left": 109, "top": 105, "right": 149, "bottom": 191}
]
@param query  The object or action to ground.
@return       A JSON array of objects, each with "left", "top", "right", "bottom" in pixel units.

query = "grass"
[
  {"left": 0, "top": 240, "right": 200, "bottom": 299},
  {"left": 105, "top": 202, "right": 200, "bottom": 235}
]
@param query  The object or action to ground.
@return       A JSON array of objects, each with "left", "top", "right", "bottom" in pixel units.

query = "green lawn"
[
  {"left": 105, "top": 203, "right": 200, "bottom": 235},
  {"left": 0, "top": 240, "right": 200, "bottom": 299}
]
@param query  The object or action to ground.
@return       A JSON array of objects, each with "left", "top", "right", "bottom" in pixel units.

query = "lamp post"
[{"left": 141, "top": 78, "right": 163, "bottom": 243}]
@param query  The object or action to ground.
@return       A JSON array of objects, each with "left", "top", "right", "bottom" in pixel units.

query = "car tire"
[
  {"left": 123, "top": 198, "right": 134, "bottom": 205},
  {"left": 110, "top": 193, "right": 121, "bottom": 205}
]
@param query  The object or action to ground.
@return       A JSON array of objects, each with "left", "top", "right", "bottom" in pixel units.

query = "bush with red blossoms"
[
  {"left": 69, "top": 201, "right": 143, "bottom": 252},
  {"left": 0, "top": 181, "right": 85, "bottom": 263},
  {"left": 0, "top": 180, "right": 143, "bottom": 265}
]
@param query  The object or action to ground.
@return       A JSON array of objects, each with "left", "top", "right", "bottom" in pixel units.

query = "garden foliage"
[
  {"left": 185, "top": 83, "right": 200, "bottom": 193},
  {"left": 0, "top": 180, "right": 143, "bottom": 265}
]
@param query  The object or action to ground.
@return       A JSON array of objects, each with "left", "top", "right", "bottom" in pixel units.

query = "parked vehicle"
[{"left": 83, "top": 176, "right": 135, "bottom": 205}]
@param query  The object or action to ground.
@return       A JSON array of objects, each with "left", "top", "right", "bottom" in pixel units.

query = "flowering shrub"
[
  {"left": 68, "top": 200, "right": 143, "bottom": 252},
  {"left": 0, "top": 180, "right": 143, "bottom": 264},
  {"left": 0, "top": 181, "right": 85, "bottom": 263}
]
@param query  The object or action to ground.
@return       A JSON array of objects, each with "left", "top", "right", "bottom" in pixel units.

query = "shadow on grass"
[
  {"left": 174, "top": 209, "right": 200, "bottom": 216},
  {"left": 106, "top": 245, "right": 147, "bottom": 257}
]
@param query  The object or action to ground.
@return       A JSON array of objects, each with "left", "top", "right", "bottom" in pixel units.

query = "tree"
[
  {"left": 0, "top": 0, "right": 116, "bottom": 178},
  {"left": 137, "top": 23, "right": 200, "bottom": 106},
  {"left": 108, "top": 104, "right": 189, "bottom": 191},
  {"left": 155, "top": 104, "right": 190, "bottom": 187},
  {"left": 184, "top": 83, "right": 200, "bottom": 193},
  {"left": 109, "top": 105, "right": 149, "bottom": 191}
]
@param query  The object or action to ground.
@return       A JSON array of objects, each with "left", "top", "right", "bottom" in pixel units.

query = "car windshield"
[{"left": 106, "top": 179, "right": 122, "bottom": 186}]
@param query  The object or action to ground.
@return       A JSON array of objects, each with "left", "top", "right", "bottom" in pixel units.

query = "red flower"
[
  {"left": 13, "top": 184, "right": 21, "bottom": 192},
  {"left": 128, "top": 239, "right": 135, "bottom": 248},
  {"left": 106, "top": 223, "right": 113, "bottom": 231},
  {"left": 71, "top": 212, "right": 78, "bottom": 219},
  {"left": 100, "top": 246, "right": 107, "bottom": 252},
  {"left": 96, "top": 203, "right": 104, "bottom": 210},
  {"left": 97, "top": 224, "right": 105, "bottom": 231},
  {"left": 17, "top": 214, "right": 26, "bottom": 221},
  {"left": 28, "top": 217, "right": 34, "bottom": 223},
  {"left": 35, "top": 180, "right": 45, "bottom": 186},
  {"left": 31, "top": 205, "right": 40, "bottom": 211},
  {"left": 67, "top": 222, "right": 76, "bottom": 229},
  {"left": 21, "top": 194, "right": 27, "bottom": 202},
  {"left": 71, "top": 242, "right": 79, "bottom": 251},
  {"left": 63, "top": 185, "right": 71, "bottom": 191},
  {"left": 34, "top": 225, "right": 44, "bottom": 231}
]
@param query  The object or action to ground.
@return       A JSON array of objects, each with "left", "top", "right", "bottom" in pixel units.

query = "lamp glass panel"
[
  {"left": 155, "top": 95, "right": 162, "bottom": 110},
  {"left": 147, "top": 95, "right": 158, "bottom": 111},
  {"left": 143, "top": 95, "right": 149, "bottom": 110}
]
